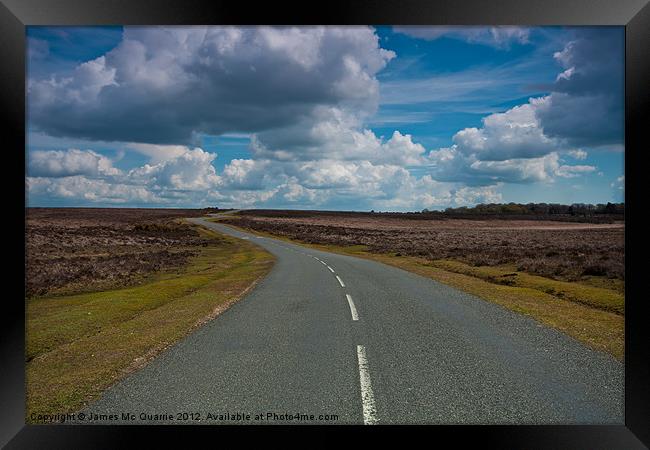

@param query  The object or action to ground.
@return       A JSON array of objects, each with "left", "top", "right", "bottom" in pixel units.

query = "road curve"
[{"left": 80, "top": 217, "right": 623, "bottom": 425}]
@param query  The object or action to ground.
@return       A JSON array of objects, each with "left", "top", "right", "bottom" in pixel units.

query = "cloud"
[
  {"left": 467, "top": 154, "right": 560, "bottom": 183},
  {"left": 567, "top": 149, "right": 587, "bottom": 160},
  {"left": 427, "top": 148, "right": 595, "bottom": 185},
  {"left": 534, "top": 92, "right": 623, "bottom": 147},
  {"left": 127, "top": 148, "right": 221, "bottom": 191},
  {"left": 28, "top": 149, "right": 121, "bottom": 178},
  {"left": 452, "top": 101, "right": 558, "bottom": 161},
  {"left": 214, "top": 156, "right": 503, "bottom": 210},
  {"left": 378, "top": 61, "right": 544, "bottom": 106},
  {"left": 534, "top": 28, "right": 624, "bottom": 147},
  {"left": 393, "top": 26, "right": 530, "bottom": 48},
  {"left": 554, "top": 163, "right": 596, "bottom": 178},
  {"left": 26, "top": 26, "right": 620, "bottom": 210},
  {"left": 251, "top": 107, "right": 426, "bottom": 165},
  {"left": 26, "top": 144, "right": 502, "bottom": 211},
  {"left": 219, "top": 157, "right": 411, "bottom": 199},
  {"left": 417, "top": 93, "right": 597, "bottom": 185},
  {"left": 28, "top": 26, "right": 395, "bottom": 145},
  {"left": 370, "top": 175, "right": 503, "bottom": 210},
  {"left": 611, "top": 175, "right": 624, "bottom": 190},
  {"left": 414, "top": 28, "right": 622, "bottom": 185},
  {"left": 220, "top": 159, "right": 275, "bottom": 190},
  {"left": 27, "top": 176, "right": 162, "bottom": 205},
  {"left": 379, "top": 71, "right": 500, "bottom": 106},
  {"left": 451, "top": 185, "right": 503, "bottom": 206},
  {"left": 28, "top": 147, "right": 221, "bottom": 206},
  {"left": 295, "top": 160, "right": 411, "bottom": 197},
  {"left": 125, "top": 143, "right": 193, "bottom": 163}
]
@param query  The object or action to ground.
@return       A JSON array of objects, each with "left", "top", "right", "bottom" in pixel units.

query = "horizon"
[
  {"left": 24, "top": 200, "right": 625, "bottom": 214},
  {"left": 26, "top": 26, "right": 625, "bottom": 211}
]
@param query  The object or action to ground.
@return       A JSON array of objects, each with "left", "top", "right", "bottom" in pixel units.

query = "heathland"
[
  {"left": 25, "top": 208, "right": 273, "bottom": 420},
  {"left": 24, "top": 205, "right": 625, "bottom": 419}
]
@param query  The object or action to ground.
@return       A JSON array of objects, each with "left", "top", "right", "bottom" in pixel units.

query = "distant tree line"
[
  {"left": 436, "top": 202, "right": 623, "bottom": 216},
  {"left": 418, "top": 202, "right": 624, "bottom": 223},
  {"left": 201, "top": 207, "right": 236, "bottom": 213}
]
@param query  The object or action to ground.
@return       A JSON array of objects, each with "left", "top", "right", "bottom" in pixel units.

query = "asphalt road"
[{"left": 79, "top": 217, "right": 623, "bottom": 425}]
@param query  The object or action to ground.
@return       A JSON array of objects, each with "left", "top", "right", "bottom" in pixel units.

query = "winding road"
[{"left": 81, "top": 217, "right": 623, "bottom": 425}]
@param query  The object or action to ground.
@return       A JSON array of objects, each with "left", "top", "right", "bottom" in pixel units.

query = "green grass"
[
  {"left": 215, "top": 218, "right": 624, "bottom": 360},
  {"left": 426, "top": 259, "right": 624, "bottom": 315},
  {"left": 26, "top": 223, "right": 274, "bottom": 421}
]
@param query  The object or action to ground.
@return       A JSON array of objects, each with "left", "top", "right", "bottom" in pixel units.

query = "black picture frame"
[{"left": 2, "top": 0, "right": 648, "bottom": 447}]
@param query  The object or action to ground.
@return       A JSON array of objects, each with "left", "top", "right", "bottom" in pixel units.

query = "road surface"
[{"left": 79, "top": 217, "right": 623, "bottom": 425}]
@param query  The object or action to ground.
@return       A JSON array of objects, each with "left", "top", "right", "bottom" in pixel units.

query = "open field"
[
  {"left": 228, "top": 210, "right": 625, "bottom": 282},
  {"left": 25, "top": 208, "right": 274, "bottom": 420},
  {"left": 26, "top": 208, "right": 210, "bottom": 297},
  {"left": 218, "top": 210, "right": 624, "bottom": 358}
]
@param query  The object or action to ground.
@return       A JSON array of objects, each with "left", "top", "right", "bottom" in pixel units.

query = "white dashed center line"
[
  {"left": 345, "top": 294, "right": 359, "bottom": 321},
  {"left": 356, "top": 345, "right": 378, "bottom": 425},
  {"left": 221, "top": 226, "right": 379, "bottom": 425}
]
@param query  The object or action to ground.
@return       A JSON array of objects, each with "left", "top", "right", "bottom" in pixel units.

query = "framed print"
[{"left": 2, "top": 0, "right": 648, "bottom": 447}]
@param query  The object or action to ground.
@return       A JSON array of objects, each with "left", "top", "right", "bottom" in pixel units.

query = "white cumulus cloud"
[
  {"left": 452, "top": 101, "right": 559, "bottom": 161},
  {"left": 29, "top": 149, "right": 121, "bottom": 178},
  {"left": 28, "top": 26, "right": 395, "bottom": 145},
  {"left": 128, "top": 148, "right": 221, "bottom": 191}
]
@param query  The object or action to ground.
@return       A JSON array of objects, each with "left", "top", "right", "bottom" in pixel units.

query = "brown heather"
[
  {"left": 25, "top": 208, "right": 208, "bottom": 297},
  {"left": 222, "top": 211, "right": 624, "bottom": 282}
]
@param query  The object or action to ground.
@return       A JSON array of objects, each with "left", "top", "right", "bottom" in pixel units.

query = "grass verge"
[
  {"left": 26, "top": 222, "right": 274, "bottom": 421},
  {"left": 213, "top": 218, "right": 624, "bottom": 360}
]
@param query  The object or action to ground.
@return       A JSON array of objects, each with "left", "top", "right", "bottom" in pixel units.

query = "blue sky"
[{"left": 26, "top": 26, "right": 624, "bottom": 210}]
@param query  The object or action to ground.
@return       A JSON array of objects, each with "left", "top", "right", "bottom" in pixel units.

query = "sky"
[{"left": 25, "top": 26, "right": 625, "bottom": 210}]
